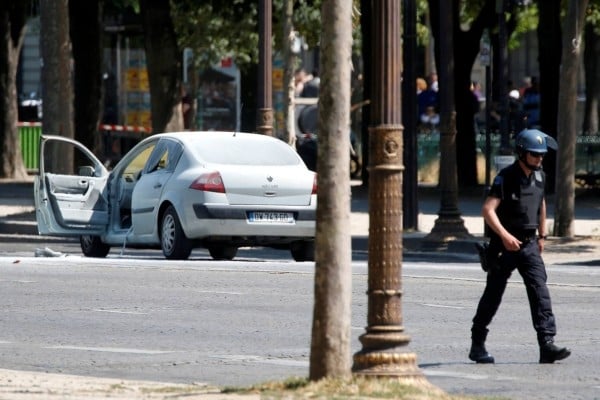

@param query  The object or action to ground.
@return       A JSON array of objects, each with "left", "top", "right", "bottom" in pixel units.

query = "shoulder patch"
[{"left": 493, "top": 175, "right": 503, "bottom": 186}]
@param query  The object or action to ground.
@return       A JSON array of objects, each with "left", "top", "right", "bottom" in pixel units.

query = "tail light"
[
  {"left": 190, "top": 171, "right": 226, "bottom": 193},
  {"left": 312, "top": 173, "right": 317, "bottom": 195}
]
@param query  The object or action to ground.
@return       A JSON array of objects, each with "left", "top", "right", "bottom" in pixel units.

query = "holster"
[{"left": 475, "top": 242, "right": 502, "bottom": 272}]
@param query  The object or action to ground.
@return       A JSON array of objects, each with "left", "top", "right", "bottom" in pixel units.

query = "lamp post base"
[{"left": 352, "top": 327, "right": 423, "bottom": 380}]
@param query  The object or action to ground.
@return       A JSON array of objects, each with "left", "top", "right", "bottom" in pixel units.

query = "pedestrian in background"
[{"left": 469, "top": 129, "right": 571, "bottom": 364}]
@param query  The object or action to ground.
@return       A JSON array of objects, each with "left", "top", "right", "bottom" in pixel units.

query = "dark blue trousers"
[{"left": 472, "top": 239, "right": 556, "bottom": 345}]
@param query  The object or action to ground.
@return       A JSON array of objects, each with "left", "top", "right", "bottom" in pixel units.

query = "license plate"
[{"left": 248, "top": 211, "right": 294, "bottom": 224}]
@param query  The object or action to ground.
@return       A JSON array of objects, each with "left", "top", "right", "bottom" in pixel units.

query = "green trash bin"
[{"left": 18, "top": 122, "right": 42, "bottom": 171}]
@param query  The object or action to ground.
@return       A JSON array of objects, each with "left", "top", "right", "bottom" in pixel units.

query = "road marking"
[
  {"left": 45, "top": 346, "right": 175, "bottom": 355},
  {"left": 92, "top": 309, "right": 148, "bottom": 315},
  {"left": 211, "top": 354, "right": 308, "bottom": 367},
  {"left": 194, "top": 290, "right": 244, "bottom": 295},
  {"left": 423, "top": 369, "right": 494, "bottom": 380},
  {"left": 420, "top": 303, "right": 465, "bottom": 309}
]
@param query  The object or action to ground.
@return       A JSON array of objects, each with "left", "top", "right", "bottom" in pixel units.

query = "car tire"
[
  {"left": 290, "top": 240, "right": 315, "bottom": 262},
  {"left": 208, "top": 245, "right": 238, "bottom": 260},
  {"left": 80, "top": 235, "right": 110, "bottom": 258},
  {"left": 161, "top": 206, "right": 193, "bottom": 260}
]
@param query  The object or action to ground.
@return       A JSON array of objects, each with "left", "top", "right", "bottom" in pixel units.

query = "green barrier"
[{"left": 18, "top": 124, "right": 42, "bottom": 171}]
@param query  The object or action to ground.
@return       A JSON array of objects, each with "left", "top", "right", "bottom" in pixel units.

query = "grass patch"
[{"left": 223, "top": 376, "right": 508, "bottom": 399}]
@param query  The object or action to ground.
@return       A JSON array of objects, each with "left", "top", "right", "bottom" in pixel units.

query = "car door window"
[
  {"left": 145, "top": 139, "right": 183, "bottom": 173},
  {"left": 123, "top": 144, "right": 155, "bottom": 182}
]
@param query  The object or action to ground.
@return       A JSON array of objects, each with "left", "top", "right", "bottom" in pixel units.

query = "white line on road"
[
  {"left": 423, "top": 369, "right": 496, "bottom": 381},
  {"left": 420, "top": 303, "right": 466, "bottom": 309},
  {"left": 45, "top": 346, "right": 176, "bottom": 355},
  {"left": 92, "top": 309, "right": 149, "bottom": 315},
  {"left": 193, "top": 290, "right": 244, "bottom": 295},
  {"left": 210, "top": 354, "right": 308, "bottom": 368}
]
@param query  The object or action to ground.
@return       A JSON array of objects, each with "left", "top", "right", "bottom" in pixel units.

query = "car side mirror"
[{"left": 78, "top": 166, "right": 95, "bottom": 177}]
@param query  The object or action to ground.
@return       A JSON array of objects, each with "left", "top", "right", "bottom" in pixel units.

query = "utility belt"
[{"left": 511, "top": 229, "right": 538, "bottom": 243}]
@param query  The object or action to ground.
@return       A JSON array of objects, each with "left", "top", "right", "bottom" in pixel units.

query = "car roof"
[
  {"left": 149, "top": 131, "right": 265, "bottom": 145},
  {"left": 149, "top": 131, "right": 302, "bottom": 166}
]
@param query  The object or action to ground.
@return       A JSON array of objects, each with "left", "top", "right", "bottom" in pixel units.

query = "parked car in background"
[{"left": 34, "top": 131, "right": 317, "bottom": 261}]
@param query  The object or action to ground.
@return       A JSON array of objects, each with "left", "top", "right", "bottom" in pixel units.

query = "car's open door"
[{"left": 34, "top": 135, "right": 110, "bottom": 236}]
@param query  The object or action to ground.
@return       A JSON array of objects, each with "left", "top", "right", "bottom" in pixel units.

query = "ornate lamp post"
[
  {"left": 352, "top": 0, "right": 423, "bottom": 380},
  {"left": 257, "top": 0, "right": 273, "bottom": 136}
]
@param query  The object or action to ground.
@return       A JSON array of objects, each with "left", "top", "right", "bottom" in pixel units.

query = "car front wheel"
[
  {"left": 80, "top": 235, "right": 110, "bottom": 258},
  {"left": 290, "top": 240, "right": 315, "bottom": 262},
  {"left": 160, "top": 206, "right": 192, "bottom": 260}
]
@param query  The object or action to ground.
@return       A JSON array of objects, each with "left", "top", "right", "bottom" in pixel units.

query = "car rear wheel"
[
  {"left": 290, "top": 240, "right": 315, "bottom": 262},
  {"left": 80, "top": 235, "right": 110, "bottom": 258},
  {"left": 208, "top": 245, "right": 238, "bottom": 260},
  {"left": 161, "top": 206, "right": 192, "bottom": 260}
]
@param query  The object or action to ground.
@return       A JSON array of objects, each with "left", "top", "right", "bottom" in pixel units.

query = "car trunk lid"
[{"left": 217, "top": 165, "right": 314, "bottom": 206}]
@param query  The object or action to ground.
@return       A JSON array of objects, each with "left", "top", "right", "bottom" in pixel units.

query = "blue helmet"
[{"left": 515, "top": 129, "right": 558, "bottom": 154}]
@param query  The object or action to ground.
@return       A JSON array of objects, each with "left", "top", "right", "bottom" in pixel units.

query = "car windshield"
[{"left": 193, "top": 135, "right": 301, "bottom": 166}]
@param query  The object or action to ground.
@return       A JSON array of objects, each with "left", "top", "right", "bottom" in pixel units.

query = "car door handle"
[{"left": 153, "top": 183, "right": 162, "bottom": 189}]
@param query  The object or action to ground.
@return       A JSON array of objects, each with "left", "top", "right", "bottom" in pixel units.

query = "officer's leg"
[
  {"left": 518, "top": 242, "right": 571, "bottom": 363},
  {"left": 470, "top": 265, "right": 512, "bottom": 363}
]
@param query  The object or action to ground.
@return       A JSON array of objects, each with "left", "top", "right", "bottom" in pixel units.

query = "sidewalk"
[{"left": 0, "top": 178, "right": 598, "bottom": 264}]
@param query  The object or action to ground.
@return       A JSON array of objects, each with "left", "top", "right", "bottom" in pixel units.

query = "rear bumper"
[
  {"left": 184, "top": 204, "right": 316, "bottom": 240},
  {"left": 192, "top": 204, "right": 315, "bottom": 221}
]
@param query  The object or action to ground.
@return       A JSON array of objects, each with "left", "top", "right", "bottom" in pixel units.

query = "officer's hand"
[
  {"left": 538, "top": 238, "right": 544, "bottom": 253},
  {"left": 501, "top": 234, "right": 522, "bottom": 251}
]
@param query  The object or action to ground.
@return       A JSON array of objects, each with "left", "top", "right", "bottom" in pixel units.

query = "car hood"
[{"left": 218, "top": 165, "right": 314, "bottom": 206}]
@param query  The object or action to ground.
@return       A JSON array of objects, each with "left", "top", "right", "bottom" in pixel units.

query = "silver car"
[{"left": 34, "top": 132, "right": 317, "bottom": 261}]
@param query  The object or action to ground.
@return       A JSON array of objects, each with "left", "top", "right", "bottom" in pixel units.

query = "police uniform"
[
  {"left": 472, "top": 161, "right": 556, "bottom": 345},
  {"left": 469, "top": 128, "right": 570, "bottom": 364}
]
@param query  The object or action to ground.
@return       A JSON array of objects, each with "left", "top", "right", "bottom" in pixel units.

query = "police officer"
[{"left": 469, "top": 129, "right": 571, "bottom": 364}]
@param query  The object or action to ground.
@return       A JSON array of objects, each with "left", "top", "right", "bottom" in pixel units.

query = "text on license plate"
[{"left": 248, "top": 212, "right": 295, "bottom": 224}]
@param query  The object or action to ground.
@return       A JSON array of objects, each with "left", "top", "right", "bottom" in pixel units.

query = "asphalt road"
[{"left": 1, "top": 246, "right": 599, "bottom": 400}]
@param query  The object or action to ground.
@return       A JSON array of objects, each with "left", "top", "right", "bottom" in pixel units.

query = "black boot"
[
  {"left": 469, "top": 341, "right": 495, "bottom": 363},
  {"left": 469, "top": 327, "right": 494, "bottom": 364},
  {"left": 539, "top": 341, "right": 571, "bottom": 364}
]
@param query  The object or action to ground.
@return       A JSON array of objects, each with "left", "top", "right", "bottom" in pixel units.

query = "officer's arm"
[{"left": 482, "top": 196, "right": 522, "bottom": 251}]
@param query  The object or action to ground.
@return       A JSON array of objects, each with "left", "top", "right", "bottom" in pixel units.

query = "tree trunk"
[
  {"left": 41, "top": 0, "right": 74, "bottom": 173},
  {"left": 537, "top": 0, "right": 562, "bottom": 193},
  {"left": 429, "top": 0, "right": 496, "bottom": 188},
  {"left": 283, "top": 0, "right": 296, "bottom": 146},
  {"left": 452, "top": 0, "right": 495, "bottom": 188},
  {"left": 0, "top": 1, "right": 28, "bottom": 179},
  {"left": 554, "top": 0, "right": 588, "bottom": 238},
  {"left": 69, "top": 0, "right": 104, "bottom": 157},
  {"left": 309, "top": 0, "right": 353, "bottom": 381},
  {"left": 140, "top": 0, "right": 183, "bottom": 134},
  {"left": 582, "top": 23, "right": 600, "bottom": 134}
]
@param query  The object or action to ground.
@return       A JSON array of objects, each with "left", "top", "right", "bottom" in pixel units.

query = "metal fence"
[{"left": 418, "top": 131, "right": 600, "bottom": 171}]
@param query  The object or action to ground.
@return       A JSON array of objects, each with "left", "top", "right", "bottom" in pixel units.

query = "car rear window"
[{"left": 193, "top": 135, "right": 301, "bottom": 166}]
